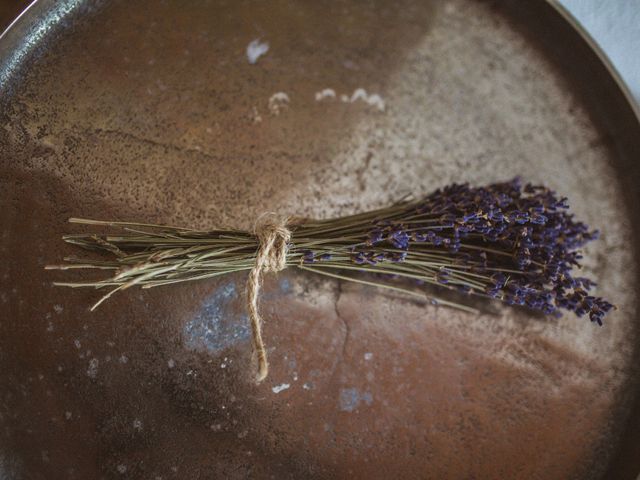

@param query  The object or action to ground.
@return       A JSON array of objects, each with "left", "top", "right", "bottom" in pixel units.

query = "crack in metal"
[
  {"left": 328, "top": 279, "right": 350, "bottom": 383},
  {"left": 335, "top": 281, "right": 350, "bottom": 362},
  {"left": 72, "top": 126, "right": 223, "bottom": 163}
]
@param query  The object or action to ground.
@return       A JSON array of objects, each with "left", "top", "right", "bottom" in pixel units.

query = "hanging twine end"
[
  {"left": 255, "top": 353, "right": 269, "bottom": 383},
  {"left": 247, "top": 213, "right": 292, "bottom": 383}
]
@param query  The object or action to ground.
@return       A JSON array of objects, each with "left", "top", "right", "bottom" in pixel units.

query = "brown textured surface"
[{"left": 1, "top": 1, "right": 639, "bottom": 479}]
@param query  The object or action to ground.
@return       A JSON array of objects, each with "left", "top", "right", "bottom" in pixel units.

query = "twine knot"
[{"left": 247, "top": 213, "right": 292, "bottom": 383}]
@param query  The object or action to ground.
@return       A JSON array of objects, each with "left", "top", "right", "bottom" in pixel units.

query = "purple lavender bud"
[
  {"left": 529, "top": 213, "right": 548, "bottom": 225},
  {"left": 439, "top": 213, "right": 456, "bottom": 227},
  {"left": 412, "top": 231, "right": 427, "bottom": 242},
  {"left": 507, "top": 211, "right": 529, "bottom": 224},
  {"left": 435, "top": 268, "right": 450, "bottom": 285},
  {"left": 373, "top": 253, "right": 386, "bottom": 263},
  {"left": 303, "top": 250, "right": 316, "bottom": 264},
  {"left": 461, "top": 212, "right": 479, "bottom": 223},
  {"left": 490, "top": 273, "right": 506, "bottom": 288},
  {"left": 390, "top": 230, "right": 410, "bottom": 249},
  {"left": 366, "top": 228, "right": 385, "bottom": 246},
  {"left": 487, "top": 210, "right": 505, "bottom": 222},
  {"left": 352, "top": 252, "right": 366, "bottom": 265},
  {"left": 484, "top": 286, "right": 500, "bottom": 298},
  {"left": 390, "top": 251, "right": 408, "bottom": 263}
]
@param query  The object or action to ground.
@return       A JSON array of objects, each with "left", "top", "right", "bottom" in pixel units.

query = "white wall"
[{"left": 558, "top": 0, "right": 640, "bottom": 105}]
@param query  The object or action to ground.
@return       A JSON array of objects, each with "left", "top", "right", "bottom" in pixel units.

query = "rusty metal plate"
[{"left": 1, "top": 1, "right": 639, "bottom": 478}]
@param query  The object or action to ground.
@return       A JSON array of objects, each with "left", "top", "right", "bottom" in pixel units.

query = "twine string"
[{"left": 247, "top": 214, "right": 291, "bottom": 383}]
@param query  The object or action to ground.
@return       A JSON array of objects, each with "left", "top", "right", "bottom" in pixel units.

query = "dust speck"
[
  {"left": 349, "top": 88, "right": 385, "bottom": 111},
  {"left": 315, "top": 88, "right": 336, "bottom": 101},
  {"left": 87, "top": 358, "right": 99, "bottom": 378},
  {"left": 246, "top": 39, "right": 269, "bottom": 64},
  {"left": 268, "top": 92, "right": 290, "bottom": 116},
  {"left": 272, "top": 383, "right": 290, "bottom": 394},
  {"left": 249, "top": 105, "right": 262, "bottom": 123}
]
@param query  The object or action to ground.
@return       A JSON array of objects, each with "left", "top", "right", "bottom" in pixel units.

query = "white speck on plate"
[
  {"left": 364, "top": 352, "right": 373, "bottom": 361},
  {"left": 315, "top": 88, "right": 336, "bottom": 101},
  {"left": 119, "top": 355, "right": 128, "bottom": 364},
  {"left": 133, "top": 419, "right": 143, "bottom": 430},
  {"left": 250, "top": 105, "right": 262, "bottom": 123},
  {"left": 65, "top": 411, "right": 72, "bottom": 420},
  {"left": 349, "top": 88, "right": 386, "bottom": 112},
  {"left": 246, "top": 39, "right": 269, "bottom": 64},
  {"left": 329, "top": 88, "right": 386, "bottom": 111},
  {"left": 167, "top": 359, "right": 176, "bottom": 369},
  {"left": 73, "top": 340, "right": 81, "bottom": 349},
  {"left": 272, "top": 383, "right": 290, "bottom": 394},
  {"left": 303, "top": 382, "right": 312, "bottom": 390},
  {"left": 117, "top": 464, "right": 127, "bottom": 474},
  {"left": 87, "top": 358, "right": 99, "bottom": 378},
  {"left": 53, "top": 304, "right": 63, "bottom": 314},
  {"left": 268, "top": 92, "right": 290, "bottom": 116}
]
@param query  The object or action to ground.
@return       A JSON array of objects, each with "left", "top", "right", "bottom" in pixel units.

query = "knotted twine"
[{"left": 247, "top": 213, "right": 292, "bottom": 382}]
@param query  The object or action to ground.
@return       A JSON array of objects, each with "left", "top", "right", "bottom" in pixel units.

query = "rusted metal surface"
[{"left": 1, "top": 1, "right": 639, "bottom": 478}]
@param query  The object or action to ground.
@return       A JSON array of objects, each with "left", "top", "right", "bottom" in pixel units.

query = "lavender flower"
[
  {"left": 51, "top": 182, "right": 614, "bottom": 382},
  {"left": 52, "top": 178, "right": 615, "bottom": 328},
  {"left": 338, "top": 178, "right": 614, "bottom": 325}
]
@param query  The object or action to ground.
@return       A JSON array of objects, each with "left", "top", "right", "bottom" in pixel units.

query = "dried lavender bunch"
[{"left": 48, "top": 178, "right": 614, "bottom": 379}]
